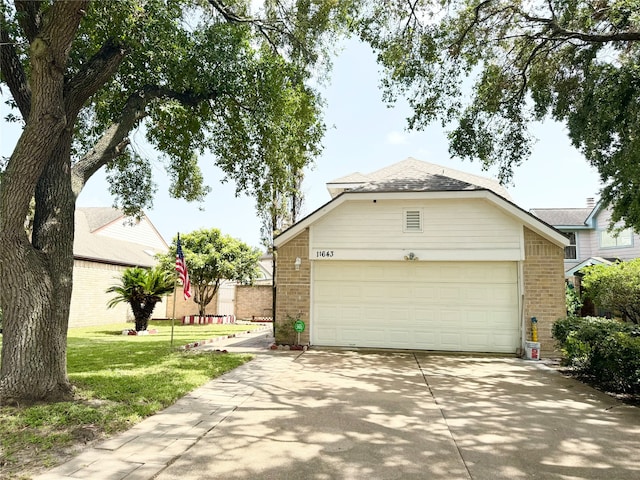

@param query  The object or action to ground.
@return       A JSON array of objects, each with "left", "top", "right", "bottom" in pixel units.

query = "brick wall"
[
  {"left": 523, "top": 227, "right": 566, "bottom": 356},
  {"left": 275, "top": 229, "right": 310, "bottom": 345},
  {"left": 164, "top": 288, "right": 218, "bottom": 319},
  {"left": 236, "top": 285, "right": 273, "bottom": 320},
  {"left": 70, "top": 260, "right": 165, "bottom": 328}
]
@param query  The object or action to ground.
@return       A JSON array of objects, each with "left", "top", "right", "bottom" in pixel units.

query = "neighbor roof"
[
  {"left": 530, "top": 208, "right": 593, "bottom": 228},
  {"left": 83, "top": 207, "right": 124, "bottom": 232},
  {"left": 74, "top": 208, "right": 166, "bottom": 267},
  {"left": 326, "top": 157, "right": 511, "bottom": 200}
]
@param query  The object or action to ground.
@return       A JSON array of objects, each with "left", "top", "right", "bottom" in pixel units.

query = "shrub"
[
  {"left": 595, "top": 333, "right": 640, "bottom": 393},
  {"left": 581, "top": 259, "right": 640, "bottom": 324},
  {"left": 552, "top": 316, "right": 590, "bottom": 345},
  {"left": 565, "top": 283, "right": 582, "bottom": 316},
  {"left": 552, "top": 316, "right": 640, "bottom": 393}
]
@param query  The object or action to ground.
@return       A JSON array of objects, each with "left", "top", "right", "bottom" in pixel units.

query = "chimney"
[{"left": 587, "top": 197, "right": 595, "bottom": 209}]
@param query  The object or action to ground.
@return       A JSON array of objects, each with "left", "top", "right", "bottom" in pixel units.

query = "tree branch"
[
  {"left": 518, "top": 10, "right": 640, "bottom": 43},
  {"left": 64, "top": 39, "right": 127, "bottom": 115},
  {"left": 206, "top": 0, "right": 292, "bottom": 58},
  {"left": 71, "top": 85, "right": 220, "bottom": 196},
  {"left": 14, "top": 0, "right": 44, "bottom": 43},
  {"left": 0, "top": 22, "right": 30, "bottom": 120}
]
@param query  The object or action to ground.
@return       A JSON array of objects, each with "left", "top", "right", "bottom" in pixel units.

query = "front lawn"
[{"left": 0, "top": 321, "right": 258, "bottom": 479}]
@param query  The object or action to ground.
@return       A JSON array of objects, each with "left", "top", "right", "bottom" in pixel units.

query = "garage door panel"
[{"left": 312, "top": 261, "right": 520, "bottom": 353}]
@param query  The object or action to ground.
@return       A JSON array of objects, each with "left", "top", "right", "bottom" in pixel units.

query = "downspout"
[
  {"left": 518, "top": 260, "right": 525, "bottom": 357},
  {"left": 272, "top": 247, "right": 277, "bottom": 337}
]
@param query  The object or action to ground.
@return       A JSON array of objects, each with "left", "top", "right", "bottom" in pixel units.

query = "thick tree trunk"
[
  {"left": 0, "top": 129, "right": 76, "bottom": 403},
  {"left": 194, "top": 281, "right": 219, "bottom": 317}
]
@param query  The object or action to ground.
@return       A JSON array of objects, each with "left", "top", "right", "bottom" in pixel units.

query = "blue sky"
[{"left": 1, "top": 39, "right": 602, "bottom": 249}]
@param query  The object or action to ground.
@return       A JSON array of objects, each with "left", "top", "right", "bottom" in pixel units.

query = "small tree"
[
  {"left": 107, "top": 267, "right": 174, "bottom": 331},
  {"left": 581, "top": 259, "right": 640, "bottom": 324},
  {"left": 158, "top": 229, "right": 261, "bottom": 316}
]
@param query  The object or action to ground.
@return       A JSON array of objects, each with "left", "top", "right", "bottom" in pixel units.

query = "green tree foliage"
[
  {"left": 158, "top": 229, "right": 261, "bottom": 316},
  {"left": 581, "top": 259, "right": 640, "bottom": 324},
  {"left": 566, "top": 282, "right": 583, "bottom": 316},
  {"left": 0, "top": 0, "right": 349, "bottom": 402},
  {"left": 355, "top": 0, "right": 640, "bottom": 230},
  {"left": 106, "top": 267, "right": 174, "bottom": 332}
]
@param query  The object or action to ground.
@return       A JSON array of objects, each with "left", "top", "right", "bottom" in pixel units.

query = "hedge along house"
[{"left": 273, "top": 158, "right": 568, "bottom": 356}]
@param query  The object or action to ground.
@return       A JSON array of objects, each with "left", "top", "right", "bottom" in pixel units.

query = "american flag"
[{"left": 175, "top": 234, "right": 192, "bottom": 300}]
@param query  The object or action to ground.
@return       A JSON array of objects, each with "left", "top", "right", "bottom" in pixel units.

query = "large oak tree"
[
  {"left": 356, "top": 0, "right": 640, "bottom": 229},
  {"left": 0, "top": 0, "right": 346, "bottom": 403}
]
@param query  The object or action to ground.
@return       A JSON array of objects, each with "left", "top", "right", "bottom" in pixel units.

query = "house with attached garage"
[{"left": 273, "top": 157, "right": 568, "bottom": 357}]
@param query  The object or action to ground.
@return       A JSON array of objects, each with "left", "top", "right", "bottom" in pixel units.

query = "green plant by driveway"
[
  {"left": 552, "top": 316, "right": 640, "bottom": 394},
  {"left": 276, "top": 315, "right": 303, "bottom": 345}
]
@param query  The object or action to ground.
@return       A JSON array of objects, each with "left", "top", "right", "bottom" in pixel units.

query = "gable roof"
[
  {"left": 565, "top": 256, "right": 619, "bottom": 277},
  {"left": 529, "top": 208, "right": 592, "bottom": 228},
  {"left": 326, "top": 157, "right": 511, "bottom": 200},
  {"left": 276, "top": 159, "right": 568, "bottom": 248},
  {"left": 74, "top": 208, "right": 167, "bottom": 267},
  {"left": 83, "top": 207, "right": 125, "bottom": 232}
]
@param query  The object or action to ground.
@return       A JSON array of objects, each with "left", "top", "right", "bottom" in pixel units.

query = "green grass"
[{"left": 0, "top": 321, "right": 259, "bottom": 479}]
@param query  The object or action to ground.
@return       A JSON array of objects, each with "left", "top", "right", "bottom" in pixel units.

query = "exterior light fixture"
[
  {"left": 404, "top": 252, "right": 419, "bottom": 261},
  {"left": 294, "top": 257, "right": 302, "bottom": 271}
]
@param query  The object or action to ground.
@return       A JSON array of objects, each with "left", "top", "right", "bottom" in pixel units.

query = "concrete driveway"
[{"left": 154, "top": 350, "right": 640, "bottom": 480}]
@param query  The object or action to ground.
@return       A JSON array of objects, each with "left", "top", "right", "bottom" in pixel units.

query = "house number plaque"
[{"left": 314, "top": 250, "right": 335, "bottom": 258}]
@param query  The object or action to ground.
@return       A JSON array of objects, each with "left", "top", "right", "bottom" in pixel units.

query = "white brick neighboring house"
[
  {"left": 530, "top": 198, "right": 640, "bottom": 277},
  {"left": 70, "top": 207, "right": 168, "bottom": 328},
  {"left": 274, "top": 157, "right": 568, "bottom": 356}
]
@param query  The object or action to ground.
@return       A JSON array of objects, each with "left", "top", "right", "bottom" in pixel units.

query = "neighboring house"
[
  {"left": 274, "top": 157, "right": 568, "bottom": 356},
  {"left": 71, "top": 207, "right": 169, "bottom": 328},
  {"left": 530, "top": 198, "right": 640, "bottom": 277}
]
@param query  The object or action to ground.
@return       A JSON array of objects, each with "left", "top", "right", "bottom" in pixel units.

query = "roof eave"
[{"left": 274, "top": 189, "right": 569, "bottom": 248}]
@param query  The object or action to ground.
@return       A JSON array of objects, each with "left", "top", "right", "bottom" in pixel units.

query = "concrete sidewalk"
[
  {"left": 35, "top": 342, "right": 640, "bottom": 480},
  {"left": 35, "top": 327, "right": 287, "bottom": 480}
]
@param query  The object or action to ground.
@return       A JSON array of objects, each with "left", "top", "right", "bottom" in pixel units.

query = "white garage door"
[{"left": 312, "top": 261, "right": 520, "bottom": 353}]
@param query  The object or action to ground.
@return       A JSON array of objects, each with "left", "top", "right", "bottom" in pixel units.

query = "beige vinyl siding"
[
  {"left": 310, "top": 198, "right": 523, "bottom": 261},
  {"left": 96, "top": 217, "right": 167, "bottom": 250}
]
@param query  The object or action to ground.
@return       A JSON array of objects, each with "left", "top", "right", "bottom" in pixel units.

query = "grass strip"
[{"left": 0, "top": 321, "right": 259, "bottom": 479}]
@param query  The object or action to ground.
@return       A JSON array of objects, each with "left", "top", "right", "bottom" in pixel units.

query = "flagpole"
[
  {"left": 173, "top": 232, "right": 192, "bottom": 347},
  {"left": 171, "top": 277, "right": 178, "bottom": 347},
  {"left": 170, "top": 232, "right": 180, "bottom": 347}
]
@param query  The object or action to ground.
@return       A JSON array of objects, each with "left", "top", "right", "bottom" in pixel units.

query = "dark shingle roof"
[
  {"left": 327, "top": 157, "right": 511, "bottom": 199},
  {"left": 351, "top": 174, "right": 478, "bottom": 193}
]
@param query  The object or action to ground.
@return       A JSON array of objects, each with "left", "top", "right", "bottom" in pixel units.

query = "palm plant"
[{"left": 107, "top": 267, "right": 175, "bottom": 331}]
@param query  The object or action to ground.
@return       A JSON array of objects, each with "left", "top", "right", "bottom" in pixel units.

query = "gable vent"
[{"left": 404, "top": 210, "right": 422, "bottom": 232}]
